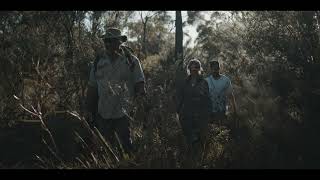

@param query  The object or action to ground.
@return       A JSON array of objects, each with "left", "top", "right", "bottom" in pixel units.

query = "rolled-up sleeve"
[{"left": 88, "top": 63, "right": 98, "bottom": 88}]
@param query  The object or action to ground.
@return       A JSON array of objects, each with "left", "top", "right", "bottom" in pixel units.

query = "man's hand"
[
  {"left": 134, "top": 81, "right": 146, "bottom": 97},
  {"left": 133, "top": 81, "right": 147, "bottom": 115},
  {"left": 132, "top": 88, "right": 147, "bottom": 122}
]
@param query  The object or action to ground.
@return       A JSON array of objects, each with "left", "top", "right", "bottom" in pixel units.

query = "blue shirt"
[{"left": 205, "top": 74, "right": 232, "bottom": 113}]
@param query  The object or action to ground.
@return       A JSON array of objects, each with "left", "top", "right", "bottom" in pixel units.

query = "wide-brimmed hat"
[{"left": 101, "top": 28, "right": 127, "bottom": 42}]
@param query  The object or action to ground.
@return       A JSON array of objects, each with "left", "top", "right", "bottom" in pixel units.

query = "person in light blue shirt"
[{"left": 205, "top": 60, "right": 237, "bottom": 126}]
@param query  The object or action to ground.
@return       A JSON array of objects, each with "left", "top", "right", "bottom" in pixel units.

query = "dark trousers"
[
  {"left": 209, "top": 112, "right": 227, "bottom": 126},
  {"left": 179, "top": 114, "right": 208, "bottom": 167},
  {"left": 95, "top": 114, "right": 133, "bottom": 154}
]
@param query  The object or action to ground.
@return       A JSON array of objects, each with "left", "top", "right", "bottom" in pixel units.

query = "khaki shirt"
[{"left": 88, "top": 51, "right": 145, "bottom": 119}]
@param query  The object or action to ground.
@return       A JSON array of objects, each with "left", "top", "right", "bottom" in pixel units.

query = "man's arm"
[
  {"left": 85, "top": 63, "right": 99, "bottom": 127},
  {"left": 86, "top": 63, "right": 98, "bottom": 112},
  {"left": 131, "top": 56, "right": 146, "bottom": 97},
  {"left": 226, "top": 78, "right": 237, "bottom": 115},
  {"left": 228, "top": 92, "right": 237, "bottom": 115}
]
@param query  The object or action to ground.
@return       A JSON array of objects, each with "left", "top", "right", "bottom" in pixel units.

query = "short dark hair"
[
  {"left": 209, "top": 60, "right": 220, "bottom": 68},
  {"left": 104, "top": 37, "right": 123, "bottom": 44}
]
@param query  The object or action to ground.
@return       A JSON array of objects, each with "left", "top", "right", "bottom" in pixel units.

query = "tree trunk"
[
  {"left": 142, "top": 17, "right": 148, "bottom": 57},
  {"left": 174, "top": 11, "right": 185, "bottom": 113},
  {"left": 91, "top": 11, "right": 101, "bottom": 37},
  {"left": 175, "top": 11, "right": 183, "bottom": 62},
  {"left": 140, "top": 12, "right": 149, "bottom": 58}
]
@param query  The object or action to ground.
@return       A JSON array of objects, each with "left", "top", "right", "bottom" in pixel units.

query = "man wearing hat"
[{"left": 86, "top": 28, "right": 146, "bottom": 154}]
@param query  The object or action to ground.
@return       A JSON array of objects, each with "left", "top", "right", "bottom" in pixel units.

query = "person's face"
[
  {"left": 189, "top": 63, "right": 200, "bottom": 76},
  {"left": 211, "top": 64, "right": 220, "bottom": 74},
  {"left": 104, "top": 38, "right": 122, "bottom": 52}
]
